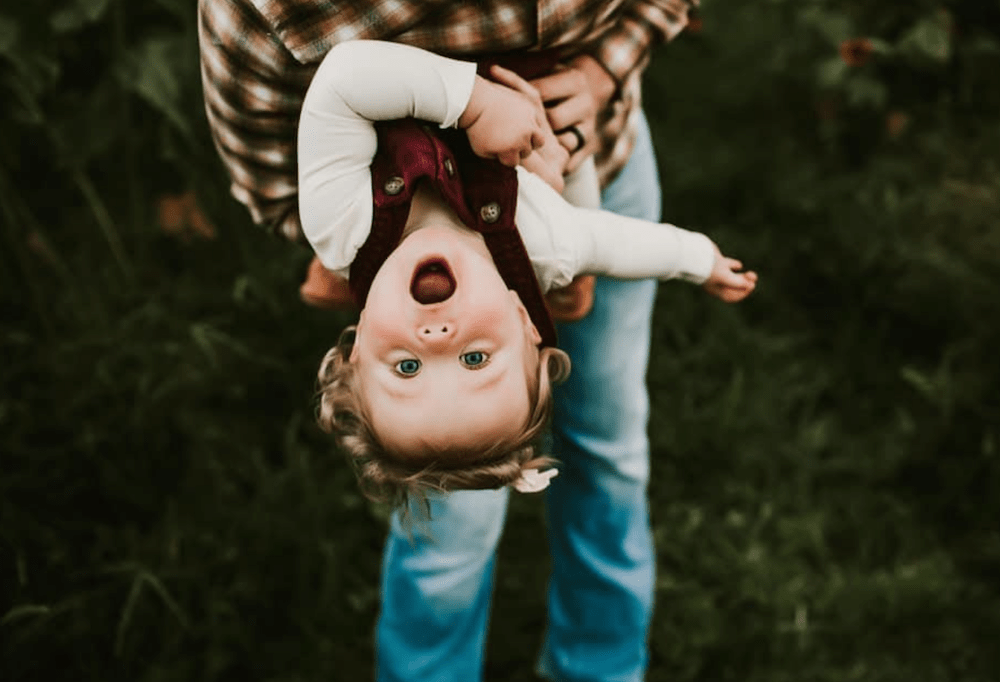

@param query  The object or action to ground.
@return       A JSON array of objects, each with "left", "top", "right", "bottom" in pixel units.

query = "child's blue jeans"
[{"left": 376, "top": 114, "right": 661, "bottom": 682}]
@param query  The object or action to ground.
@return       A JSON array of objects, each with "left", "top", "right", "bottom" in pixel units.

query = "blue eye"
[
  {"left": 394, "top": 358, "right": 421, "bottom": 376},
  {"left": 461, "top": 351, "right": 489, "bottom": 368}
]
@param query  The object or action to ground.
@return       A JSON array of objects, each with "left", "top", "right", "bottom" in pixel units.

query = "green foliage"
[
  {"left": 2, "top": 1, "right": 999, "bottom": 681},
  {"left": 0, "top": 0, "right": 211, "bottom": 297},
  {"left": 635, "top": 4, "right": 1000, "bottom": 679}
]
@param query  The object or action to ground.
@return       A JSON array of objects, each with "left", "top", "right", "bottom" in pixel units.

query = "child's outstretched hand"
[
  {"left": 703, "top": 244, "right": 758, "bottom": 303},
  {"left": 459, "top": 65, "right": 548, "bottom": 168}
]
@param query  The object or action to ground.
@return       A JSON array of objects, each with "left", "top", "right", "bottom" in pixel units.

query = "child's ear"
[{"left": 508, "top": 290, "right": 542, "bottom": 345}]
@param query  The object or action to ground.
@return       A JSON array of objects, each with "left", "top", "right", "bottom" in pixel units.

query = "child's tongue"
[{"left": 411, "top": 261, "right": 455, "bottom": 304}]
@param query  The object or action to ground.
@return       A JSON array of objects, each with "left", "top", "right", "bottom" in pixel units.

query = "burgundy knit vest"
[{"left": 347, "top": 119, "right": 558, "bottom": 348}]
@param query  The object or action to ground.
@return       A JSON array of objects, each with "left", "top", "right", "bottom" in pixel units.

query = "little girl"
[{"left": 298, "top": 40, "right": 757, "bottom": 504}]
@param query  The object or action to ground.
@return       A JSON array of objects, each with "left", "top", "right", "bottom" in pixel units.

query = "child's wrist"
[{"left": 458, "top": 76, "right": 489, "bottom": 129}]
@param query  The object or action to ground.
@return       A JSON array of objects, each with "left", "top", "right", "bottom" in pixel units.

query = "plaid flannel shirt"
[{"left": 198, "top": 0, "right": 697, "bottom": 241}]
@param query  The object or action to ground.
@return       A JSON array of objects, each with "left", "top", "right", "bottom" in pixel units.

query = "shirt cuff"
[
  {"left": 675, "top": 230, "right": 716, "bottom": 284},
  {"left": 443, "top": 60, "right": 477, "bottom": 128}
]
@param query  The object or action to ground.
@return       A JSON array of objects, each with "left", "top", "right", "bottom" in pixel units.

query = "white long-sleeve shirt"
[{"left": 297, "top": 40, "right": 716, "bottom": 293}]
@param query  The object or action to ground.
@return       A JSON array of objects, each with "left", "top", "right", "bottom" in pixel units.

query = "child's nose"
[{"left": 418, "top": 323, "right": 456, "bottom": 344}]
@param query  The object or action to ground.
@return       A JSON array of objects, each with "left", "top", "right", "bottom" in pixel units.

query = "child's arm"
[
  {"left": 514, "top": 169, "right": 757, "bottom": 302},
  {"left": 486, "top": 63, "right": 755, "bottom": 301},
  {"left": 578, "top": 202, "right": 757, "bottom": 302},
  {"left": 297, "top": 40, "right": 547, "bottom": 273}
]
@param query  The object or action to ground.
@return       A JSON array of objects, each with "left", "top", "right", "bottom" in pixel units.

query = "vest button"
[
  {"left": 443, "top": 158, "right": 455, "bottom": 176},
  {"left": 480, "top": 202, "right": 501, "bottom": 224},
  {"left": 384, "top": 176, "right": 405, "bottom": 195}
]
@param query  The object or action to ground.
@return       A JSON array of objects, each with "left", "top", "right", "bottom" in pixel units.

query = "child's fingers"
[
  {"left": 522, "top": 151, "right": 565, "bottom": 192},
  {"left": 489, "top": 65, "right": 542, "bottom": 104},
  {"left": 739, "top": 272, "right": 758, "bottom": 290},
  {"left": 707, "top": 269, "right": 758, "bottom": 303},
  {"left": 488, "top": 65, "right": 525, "bottom": 90},
  {"left": 734, "top": 274, "right": 758, "bottom": 299},
  {"left": 530, "top": 128, "right": 546, "bottom": 150},
  {"left": 723, "top": 281, "right": 755, "bottom": 303},
  {"left": 497, "top": 150, "right": 520, "bottom": 167},
  {"left": 720, "top": 269, "right": 750, "bottom": 288},
  {"left": 501, "top": 141, "right": 536, "bottom": 166}
]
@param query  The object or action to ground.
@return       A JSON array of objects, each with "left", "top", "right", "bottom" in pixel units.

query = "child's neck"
[{"left": 401, "top": 184, "right": 489, "bottom": 258}]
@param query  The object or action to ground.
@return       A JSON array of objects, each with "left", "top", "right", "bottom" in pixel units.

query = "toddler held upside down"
[{"left": 297, "top": 40, "right": 757, "bottom": 505}]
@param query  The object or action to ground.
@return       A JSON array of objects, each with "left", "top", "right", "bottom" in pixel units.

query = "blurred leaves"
[
  {"left": 115, "top": 36, "right": 195, "bottom": 142},
  {"left": 50, "top": 0, "right": 113, "bottom": 34},
  {"left": 640, "top": 4, "right": 1000, "bottom": 679},
  {"left": 897, "top": 14, "right": 952, "bottom": 64},
  {"left": 0, "top": 14, "right": 19, "bottom": 55},
  {"left": 1, "top": 605, "right": 52, "bottom": 627},
  {"left": 1, "top": 0, "right": 999, "bottom": 681}
]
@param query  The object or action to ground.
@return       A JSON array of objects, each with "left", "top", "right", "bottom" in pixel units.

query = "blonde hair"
[{"left": 316, "top": 325, "right": 571, "bottom": 508}]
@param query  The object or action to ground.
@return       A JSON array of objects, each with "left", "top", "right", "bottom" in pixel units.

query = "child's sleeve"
[
  {"left": 577, "top": 210, "right": 716, "bottom": 283},
  {"left": 297, "top": 41, "right": 478, "bottom": 274},
  {"left": 516, "top": 168, "right": 716, "bottom": 284}
]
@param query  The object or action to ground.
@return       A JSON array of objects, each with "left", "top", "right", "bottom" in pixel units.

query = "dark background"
[{"left": 2, "top": 1, "right": 999, "bottom": 680}]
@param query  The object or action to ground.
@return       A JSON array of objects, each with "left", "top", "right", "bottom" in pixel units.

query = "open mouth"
[{"left": 410, "top": 258, "right": 456, "bottom": 304}]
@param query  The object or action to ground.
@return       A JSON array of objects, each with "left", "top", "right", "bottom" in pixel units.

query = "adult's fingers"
[
  {"left": 563, "top": 140, "right": 599, "bottom": 173},
  {"left": 544, "top": 94, "right": 595, "bottom": 134},
  {"left": 530, "top": 67, "right": 584, "bottom": 104},
  {"left": 556, "top": 129, "right": 589, "bottom": 154}
]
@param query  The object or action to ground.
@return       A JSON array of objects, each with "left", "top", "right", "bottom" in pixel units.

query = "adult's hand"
[{"left": 530, "top": 54, "right": 616, "bottom": 173}]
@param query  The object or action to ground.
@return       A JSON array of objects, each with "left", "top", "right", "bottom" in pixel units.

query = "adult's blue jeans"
[{"left": 376, "top": 113, "right": 661, "bottom": 682}]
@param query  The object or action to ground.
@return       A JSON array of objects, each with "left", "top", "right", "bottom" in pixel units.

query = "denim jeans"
[{"left": 376, "top": 114, "right": 661, "bottom": 682}]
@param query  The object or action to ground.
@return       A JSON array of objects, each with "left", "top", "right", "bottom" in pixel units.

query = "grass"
[{"left": 2, "top": 2, "right": 999, "bottom": 680}]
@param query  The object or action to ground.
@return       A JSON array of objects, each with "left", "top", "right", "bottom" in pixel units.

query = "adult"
[{"left": 197, "top": 2, "right": 699, "bottom": 680}]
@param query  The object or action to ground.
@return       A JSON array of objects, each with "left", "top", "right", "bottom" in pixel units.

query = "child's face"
[{"left": 351, "top": 224, "right": 543, "bottom": 458}]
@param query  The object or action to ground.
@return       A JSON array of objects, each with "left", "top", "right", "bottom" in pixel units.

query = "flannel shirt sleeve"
[
  {"left": 198, "top": 1, "right": 318, "bottom": 241},
  {"left": 589, "top": 0, "right": 698, "bottom": 90}
]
